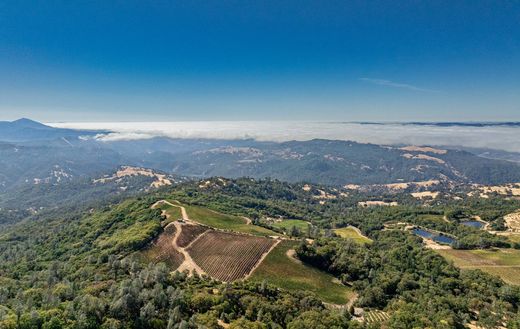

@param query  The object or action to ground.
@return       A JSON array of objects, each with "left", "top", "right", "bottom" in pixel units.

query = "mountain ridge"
[{"left": 1, "top": 119, "right": 519, "bottom": 190}]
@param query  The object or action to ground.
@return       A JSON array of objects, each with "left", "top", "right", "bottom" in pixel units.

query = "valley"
[{"left": 2, "top": 120, "right": 520, "bottom": 328}]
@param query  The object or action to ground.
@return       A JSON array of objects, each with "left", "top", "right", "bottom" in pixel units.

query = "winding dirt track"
[
  {"left": 152, "top": 200, "right": 279, "bottom": 280},
  {"left": 152, "top": 200, "right": 206, "bottom": 276}
]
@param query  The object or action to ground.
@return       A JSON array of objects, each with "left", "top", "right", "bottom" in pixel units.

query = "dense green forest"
[
  {"left": 0, "top": 195, "right": 357, "bottom": 328},
  {"left": 1, "top": 178, "right": 520, "bottom": 328},
  {"left": 297, "top": 233, "right": 520, "bottom": 328},
  {"left": 161, "top": 178, "right": 520, "bottom": 249}
]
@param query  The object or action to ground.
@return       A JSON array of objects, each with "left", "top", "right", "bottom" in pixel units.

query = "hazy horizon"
[{"left": 47, "top": 120, "right": 520, "bottom": 153}]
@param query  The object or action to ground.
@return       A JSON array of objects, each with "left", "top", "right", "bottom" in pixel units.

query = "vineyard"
[
  {"left": 142, "top": 224, "right": 184, "bottom": 268},
  {"left": 364, "top": 310, "right": 390, "bottom": 324},
  {"left": 177, "top": 224, "right": 209, "bottom": 248},
  {"left": 187, "top": 231, "right": 276, "bottom": 281}
]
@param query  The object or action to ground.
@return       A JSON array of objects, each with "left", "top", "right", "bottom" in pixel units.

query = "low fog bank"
[{"left": 48, "top": 121, "right": 520, "bottom": 153}]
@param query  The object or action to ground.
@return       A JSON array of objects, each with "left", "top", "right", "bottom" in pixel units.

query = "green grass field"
[
  {"left": 417, "top": 214, "right": 447, "bottom": 225},
  {"left": 157, "top": 202, "right": 183, "bottom": 224},
  {"left": 250, "top": 240, "right": 354, "bottom": 304},
  {"left": 334, "top": 227, "right": 372, "bottom": 244},
  {"left": 185, "top": 205, "right": 277, "bottom": 237},
  {"left": 271, "top": 219, "right": 310, "bottom": 231},
  {"left": 437, "top": 248, "right": 520, "bottom": 285}
]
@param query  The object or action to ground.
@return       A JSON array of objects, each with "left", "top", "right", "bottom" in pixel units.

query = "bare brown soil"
[
  {"left": 358, "top": 201, "right": 398, "bottom": 207},
  {"left": 399, "top": 146, "right": 447, "bottom": 154},
  {"left": 505, "top": 211, "right": 520, "bottom": 232},
  {"left": 411, "top": 191, "right": 440, "bottom": 199},
  {"left": 95, "top": 166, "right": 172, "bottom": 188}
]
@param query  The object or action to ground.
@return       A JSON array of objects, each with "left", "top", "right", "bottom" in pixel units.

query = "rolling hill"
[{"left": 1, "top": 119, "right": 520, "bottom": 195}]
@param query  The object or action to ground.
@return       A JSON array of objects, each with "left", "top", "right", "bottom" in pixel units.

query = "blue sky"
[{"left": 1, "top": 1, "right": 519, "bottom": 121}]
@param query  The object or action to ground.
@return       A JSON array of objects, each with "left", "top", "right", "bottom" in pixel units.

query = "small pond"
[
  {"left": 461, "top": 221, "right": 484, "bottom": 229},
  {"left": 412, "top": 228, "right": 456, "bottom": 245}
]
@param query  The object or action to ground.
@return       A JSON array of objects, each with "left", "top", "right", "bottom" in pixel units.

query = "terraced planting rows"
[
  {"left": 176, "top": 224, "right": 209, "bottom": 247},
  {"left": 187, "top": 231, "right": 276, "bottom": 281},
  {"left": 142, "top": 225, "right": 184, "bottom": 268},
  {"left": 364, "top": 310, "right": 390, "bottom": 324}
]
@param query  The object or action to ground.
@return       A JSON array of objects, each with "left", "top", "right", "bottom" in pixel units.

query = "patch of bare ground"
[
  {"left": 504, "top": 210, "right": 520, "bottom": 232},
  {"left": 286, "top": 249, "right": 303, "bottom": 264},
  {"left": 384, "top": 179, "right": 441, "bottom": 190},
  {"left": 402, "top": 153, "right": 446, "bottom": 164},
  {"left": 173, "top": 221, "right": 207, "bottom": 276},
  {"left": 411, "top": 191, "right": 440, "bottom": 199},
  {"left": 424, "top": 238, "right": 452, "bottom": 250},
  {"left": 358, "top": 201, "right": 398, "bottom": 207},
  {"left": 95, "top": 166, "right": 172, "bottom": 188},
  {"left": 399, "top": 145, "right": 447, "bottom": 154}
]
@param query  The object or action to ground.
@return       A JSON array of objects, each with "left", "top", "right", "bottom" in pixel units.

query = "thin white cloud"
[{"left": 360, "top": 78, "right": 440, "bottom": 93}]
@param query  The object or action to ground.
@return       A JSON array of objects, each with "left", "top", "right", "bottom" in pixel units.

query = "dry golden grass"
[{"left": 436, "top": 248, "right": 520, "bottom": 285}]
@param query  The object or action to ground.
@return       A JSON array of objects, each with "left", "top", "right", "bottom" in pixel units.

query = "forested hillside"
[
  {"left": 2, "top": 178, "right": 520, "bottom": 328},
  {"left": 1, "top": 120, "right": 520, "bottom": 193}
]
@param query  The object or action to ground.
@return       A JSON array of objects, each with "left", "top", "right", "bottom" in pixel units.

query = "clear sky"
[{"left": 1, "top": 1, "right": 519, "bottom": 122}]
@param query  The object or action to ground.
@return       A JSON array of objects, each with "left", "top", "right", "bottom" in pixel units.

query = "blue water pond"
[
  {"left": 412, "top": 228, "right": 456, "bottom": 245},
  {"left": 461, "top": 221, "right": 484, "bottom": 229}
]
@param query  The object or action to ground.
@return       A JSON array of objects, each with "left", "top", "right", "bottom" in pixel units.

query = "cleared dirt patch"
[
  {"left": 177, "top": 224, "right": 209, "bottom": 248},
  {"left": 505, "top": 211, "right": 520, "bottom": 232},
  {"left": 95, "top": 166, "right": 172, "bottom": 188},
  {"left": 424, "top": 239, "right": 452, "bottom": 250},
  {"left": 358, "top": 201, "right": 398, "bottom": 207},
  {"left": 411, "top": 191, "right": 440, "bottom": 199},
  {"left": 384, "top": 180, "right": 441, "bottom": 190},
  {"left": 402, "top": 153, "right": 446, "bottom": 164},
  {"left": 399, "top": 146, "right": 447, "bottom": 154},
  {"left": 187, "top": 231, "right": 276, "bottom": 282}
]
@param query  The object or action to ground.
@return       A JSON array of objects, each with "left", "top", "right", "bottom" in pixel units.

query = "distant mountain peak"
[{"left": 11, "top": 118, "right": 49, "bottom": 129}]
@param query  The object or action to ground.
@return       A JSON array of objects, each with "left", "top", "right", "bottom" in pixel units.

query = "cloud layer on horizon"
[{"left": 49, "top": 121, "right": 520, "bottom": 153}]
